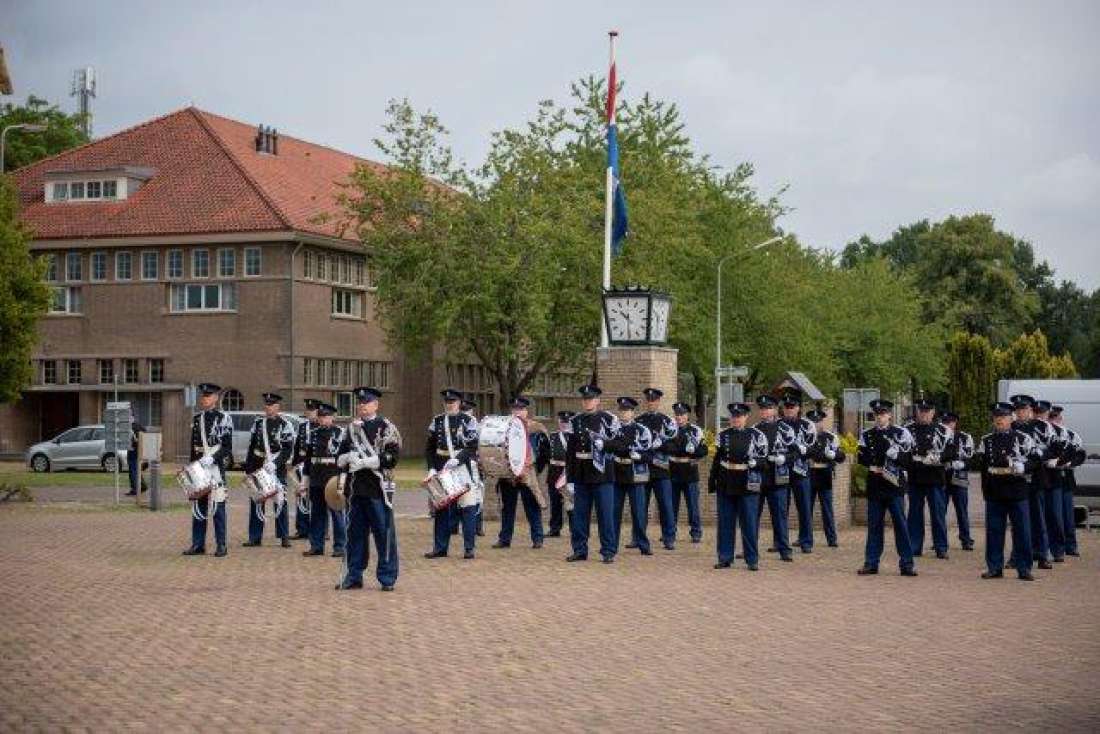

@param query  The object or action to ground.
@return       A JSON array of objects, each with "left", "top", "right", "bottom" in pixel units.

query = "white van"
[{"left": 997, "top": 379, "right": 1099, "bottom": 509}]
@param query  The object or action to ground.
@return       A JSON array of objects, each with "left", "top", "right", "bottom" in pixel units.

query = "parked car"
[
  {"left": 26, "top": 425, "right": 127, "bottom": 472},
  {"left": 225, "top": 412, "right": 303, "bottom": 470}
]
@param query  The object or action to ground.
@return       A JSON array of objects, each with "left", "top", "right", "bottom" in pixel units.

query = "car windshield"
[{"left": 57, "top": 427, "right": 93, "bottom": 443}]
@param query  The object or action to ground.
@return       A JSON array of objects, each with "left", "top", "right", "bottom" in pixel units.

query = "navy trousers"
[
  {"left": 864, "top": 494, "right": 915, "bottom": 572},
  {"left": 758, "top": 488, "right": 792, "bottom": 558},
  {"left": 672, "top": 480, "right": 703, "bottom": 541},
  {"left": 571, "top": 482, "right": 616, "bottom": 560},
  {"left": 1043, "top": 481, "right": 1066, "bottom": 560},
  {"left": 1062, "top": 484, "right": 1078, "bottom": 554},
  {"left": 717, "top": 492, "right": 759, "bottom": 566},
  {"left": 294, "top": 494, "right": 311, "bottom": 537},
  {"left": 811, "top": 485, "right": 838, "bottom": 546},
  {"left": 498, "top": 481, "right": 544, "bottom": 546},
  {"left": 344, "top": 494, "right": 398, "bottom": 587},
  {"left": 548, "top": 485, "right": 565, "bottom": 534},
  {"left": 308, "top": 485, "right": 346, "bottom": 553},
  {"left": 907, "top": 484, "right": 948, "bottom": 555},
  {"left": 434, "top": 503, "right": 478, "bottom": 554},
  {"left": 191, "top": 496, "right": 226, "bottom": 549},
  {"left": 945, "top": 485, "right": 973, "bottom": 546},
  {"left": 127, "top": 450, "right": 144, "bottom": 493},
  {"left": 1027, "top": 489, "right": 1050, "bottom": 561},
  {"left": 986, "top": 498, "right": 1032, "bottom": 577},
  {"left": 645, "top": 478, "right": 677, "bottom": 545},
  {"left": 791, "top": 476, "right": 814, "bottom": 551},
  {"left": 615, "top": 483, "right": 650, "bottom": 553}
]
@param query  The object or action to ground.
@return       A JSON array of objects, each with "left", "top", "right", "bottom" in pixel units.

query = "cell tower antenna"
[{"left": 70, "top": 67, "right": 97, "bottom": 137}]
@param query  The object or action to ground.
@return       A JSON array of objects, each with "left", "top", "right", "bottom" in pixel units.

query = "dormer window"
[{"left": 44, "top": 166, "right": 153, "bottom": 203}]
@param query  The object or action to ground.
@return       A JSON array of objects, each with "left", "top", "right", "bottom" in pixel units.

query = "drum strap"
[
  {"left": 261, "top": 418, "right": 273, "bottom": 462},
  {"left": 200, "top": 412, "right": 212, "bottom": 456},
  {"left": 444, "top": 414, "right": 456, "bottom": 459}
]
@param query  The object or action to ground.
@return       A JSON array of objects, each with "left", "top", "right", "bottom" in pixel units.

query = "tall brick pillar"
[{"left": 595, "top": 346, "right": 679, "bottom": 404}]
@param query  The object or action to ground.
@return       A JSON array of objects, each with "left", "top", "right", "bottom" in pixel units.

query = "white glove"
[
  {"left": 444, "top": 458, "right": 460, "bottom": 470},
  {"left": 886, "top": 446, "right": 899, "bottom": 460},
  {"left": 686, "top": 442, "right": 697, "bottom": 454},
  {"left": 1012, "top": 461, "right": 1026, "bottom": 476},
  {"left": 593, "top": 438, "right": 604, "bottom": 452},
  {"left": 951, "top": 460, "right": 965, "bottom": 471},
  {"left": 1046, "top": 458, "right": 1059, "bottom": 468},
  {"left": 263, "top": 461, "right": 276, "bottom": 474},
  {"left": 825, "top": 449, "right": 836, "bottom": 460},
  {"left": 565, "top": 483, "right": 575, "bottom": 495},
  {"left": 629, "top": 451, "right": 641, "bottom": 460},
  {"left": 199, "top": 455, "right": 214, "bottom": 467},
  {"left": 747, "top": 458, "right": 757, "bottom": 468},
  {"left": 362, "top": 455, "right": 380, "bottom": 470},
  {"left": 426, "top": 468, "right": 438, "bottom": 479},
  {"left": 771, "top": 454, "right": 785, "bottom": 466},
  {"left": 798, "top": 445, "right": 807, "bottom": 456}
]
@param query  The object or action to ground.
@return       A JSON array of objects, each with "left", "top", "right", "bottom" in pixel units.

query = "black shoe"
[
  {"left": 857, "top": 566, "right": 878, "bottom": 575},
  {"left": 331, "top": 549, "right": 345, "bottom": 558},
  {"left": 380, "top": 584, "right": 395, "bottom": 592},
  {"left": 1038, "top": 559, "right": 1053, "bottom": 570},
  {"left": 640, "top": 548, "right": 653, "bottom": 556},
  {"left": 291, "top": 532, "right": 308, "bottom": 540},
  {"left": 962, "top": 542, "right": 975, "bottom": 551},
  {"left": 663, "top": 543, "right": 675, "bottom": 551},
  {"left": 767, "top": 546, "right": 778, "bottom": 553},
  {"left": 124, "top": 490, "right": 137, "bottom": 496},
  {"left": 691, "top": 537, "right": 702, "bottom": 544},
  {"left": 900, "top": 567, "right": 918, "bottom": 577},
  {"left": 566, "top": 554, "right": 587, "bottom": 562},
  {"left": 601, "top": 555, "right": 614, "bottom": 564},
  {"left": 182, "top": 546, "right": 205, "bottom": 556},
  {"left": 280, "top": 538, "right": 291, "bottom": 548},
  {"left": 214, "top": 545, "right": 227, "bottom": 557},
  {"left": 491, "top": 541, "right": 510, "bottom": 549},
  {"left": 935, "top": 551, "right": 949, "bottom": 560},
  {"left": 735, "top": 552, "right": 744, "bottom": 560},
  {"left": 714, "top": 561, "right": 731, "bottom": 569},
  {"left": 532, "top": 541, "right": 543, "bottom": 549},
  {"left": 981, "top": 571, "right": 1004, "bottom": 579},
  {"left": 242, "top": 540, "right": 261, "bottom": 547},
  {"left": 625, "top": 542, "right": 638, "bottom": 549},
  {"left": 780, "top": 555, "right": 793, "bottom": 563},
  {"left": 302, "top": 549, "right": 324, "bottom": 557},
  {"left": 463, "top": 549, "right": 475, "bottom": 560},
  {"left": 827, "top": 542, "right": 839, "bottom": 548},
  {"left": 1066, "top": 550, "right": 1080, "bottom": 557},
  {"left": 546, "top": 530, "right": 561, "bottom": 538},
  {"left": 423, "top": 550, "right": 447, "bottom": 559},
  {"left": 801, "top": 546, "right": 812, "bottom": 554},
  {"left": 476, "top": 529, "right": 485, "bottom": 537},
  {"left": 1053, "top": 556, "right": 1065, "bottom": 563},
  {"left": 747, "top": 563, "right": 759, "bottom": 571},
  {"left": 1018, "top": 572, "right": 1036, "bottom": 581},
  {"left": 335, "top": 579, "right": 363, "bottom": 590},
  {"left": 913, "top": 552, "right": 924, "bottom": 557}
]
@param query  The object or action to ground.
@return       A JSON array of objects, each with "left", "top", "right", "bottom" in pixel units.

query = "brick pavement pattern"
[{"left": 2, "top": 489, "right": 1099, "bottom": 732}]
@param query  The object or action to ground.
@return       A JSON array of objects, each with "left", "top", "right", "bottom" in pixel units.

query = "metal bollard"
[{"left": 149, "top": 460, "right": 161, "bottom": 511}]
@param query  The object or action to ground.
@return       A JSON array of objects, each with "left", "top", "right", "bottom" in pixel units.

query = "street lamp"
[
  {"left": 1, "top": 123, "right": 48, "bottom": 173},
  {"left": 713, "top": 235, "right": 782, "bottom": 430}
]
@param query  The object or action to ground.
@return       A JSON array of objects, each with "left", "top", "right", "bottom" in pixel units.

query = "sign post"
[{"left": 103, "top": 401, "right": 131, "bottom": 504}]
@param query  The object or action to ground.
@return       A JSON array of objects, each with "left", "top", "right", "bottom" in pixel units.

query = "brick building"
[{"left": 1, "top": 107, "right": 579, "bottom": 460}]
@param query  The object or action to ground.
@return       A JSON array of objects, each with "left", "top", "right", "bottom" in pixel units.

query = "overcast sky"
[{"left": 6, "top": 0, "right": 1099, "bottom": 289}]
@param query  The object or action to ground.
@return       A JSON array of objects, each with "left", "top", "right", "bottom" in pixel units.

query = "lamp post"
[
  {"left": 0, "top": 123, "right": 48, "bottom": 173},
  {"left": 714, "top": 235, "right": 782, "bottom": 430}
]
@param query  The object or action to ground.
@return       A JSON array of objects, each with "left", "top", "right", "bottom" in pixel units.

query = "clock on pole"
[
  {"left": 597, "top": 285, "right": 678, "bottom": 416},
  {"left": 601, "top": 286, "right": 672, "bottom": 346}
]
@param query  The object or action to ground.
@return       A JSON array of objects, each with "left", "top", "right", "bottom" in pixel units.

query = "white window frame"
[
  {"left": 90, "top": 252, "right": 107, "bottom": 281},
  {"left": 244, "top": 247, "right": 261, "bottom": 277},
  {"left": 44, "top": 254, "right": 59, "bottom": 282},
  {"left": 170, "top": 282, "right": 238, "bottom": 313},
  {"left": 149, "top": 358, "right": 165, "bottom": 384},
  {"left": 192, "top": 249, "right": 210, "bottom": 279},
  {"left": 303, "top": 250, "right": 314, "bottom": 280},
  {"left": 217, "top": 248, "right": 236, "bottom": 278},
  {"left": 115, "top": 251, "right": 133, "bottom": 281},
  {"left": 166, "top": 249, "right": 183, "bottom": 279},
  {"left": 48, "top": 286, "right": 82, "bottom": 314},
  {"left": 52, "top": 182, "right": 69, "bottom": 201},
  {"left": 42, "top": 360, "right": 58, "bottom": 385},
  {"left": 122, "top": 358, "right": 139, "bottom": 384},
  {"left": 66, "top": 359, "right": 82, "bottom": 385},
  {"left": 98, "top": 359, "right": 114, "bottom": 384},
  {"left": 66, "top": 252, "right": 82, "bottom": 282},
  {"left": 70, "top": 181, "right": 85, "bottom": 200},
  {"left": 141, "top": 251, "right": 159, "bottom": 281},
  {"left": 331, "top": 288, "right": 363, "bottom": 319}
]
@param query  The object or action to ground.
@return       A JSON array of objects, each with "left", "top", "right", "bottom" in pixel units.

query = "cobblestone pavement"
[{"left": 2, "top": 490, "right": 1099, "bottom": 732}]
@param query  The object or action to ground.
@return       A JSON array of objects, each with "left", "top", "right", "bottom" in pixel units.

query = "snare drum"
[
  {"left": 478, "top": 415, "right": 528, "bottom": 485},
  {"left": 177, "top": 460, "right": 219, "bottom": 501},
  {"left": 424, "top": 465, "right": 474, "bottom": 510},
  {"left": 245, "top": 467, "right": 284, "bottom": 504}
]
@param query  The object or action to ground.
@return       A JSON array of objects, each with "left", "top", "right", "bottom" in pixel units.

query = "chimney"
[
  {"left": 271, "top": 128, "right": 278, "bottom": 155},
  {"left": 255, "top": 124, "right": 264, "bottom": 152}
]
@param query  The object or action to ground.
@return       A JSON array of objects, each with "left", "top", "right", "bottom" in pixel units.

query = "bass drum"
[{"left": 477, "top": 415, "right": 547, "bottom": 510}]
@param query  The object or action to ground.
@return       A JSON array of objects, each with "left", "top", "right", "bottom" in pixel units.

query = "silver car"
[{"left": 26, "top": 425, "right": 127, "bottom": 472}]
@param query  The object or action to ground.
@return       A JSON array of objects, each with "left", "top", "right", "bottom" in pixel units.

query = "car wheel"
[
  {"left": 102, "top": 454, "right": 119, "bottom": 473},
  {"left": 30, "top": 454, "right": 51, "bottom": 473}
]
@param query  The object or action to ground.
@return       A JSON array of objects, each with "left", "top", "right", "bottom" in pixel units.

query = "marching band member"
[
  {"left": 1049, "top": 405, "right": 1086, "bottom": 557},
  {"left": 607, "top": 396, "right": 655, "bottom": 556},
  {"left": 566, "top": 384, "right": 621, "bottom": 564},
  {"left": 905, "top": 399, "right": 956, "bottom": 560},
  {"left": 424, "top": 388, "right": 480, "bottom": 560},
  {"left": 636, "top": 388, "right": 679, "bottom": 550},
  {"left": 667, "top": 402, "right": 708, "bottom": 544},
  {"left": 1035, "top": 400, "right": 1068, "bottom": 562},
  {"left": 805, "top": 407, "right": 844, "bottom": 548},
  {"left": 546, "top": 410, "right": 575, "bottom": 538},
  {"left": 974, "top": 402, "right": 1037, "bottom": 581},
  {"left": 461, "top": 396, "right": 486, "bottom": 538},
  {"left": 857, "top": 399, "right": 917, "bottom": 577},
  {"left": 780, "top": 393, "right": 817, "bottom": 554},
  {"left": 335, "top": 387, "right": 401, "bottom": 591},
  {"left": 1009, "top": 395, "right": 1054, "bottom": 569},
  {"left": 242, "top": 392, "right": 296, "bottom": 549},
  {"left": 710, "top": 402, "right": 768, "bottom": 570},
  {"left": 290, "top": 399, "right": 321, "bottom": 540},
  {"left": 302, "top": 402, "right": 347, "bottom": 558},
  {"left": 182, "top": 383, "right": 233, "bottom": 558},
  {"left": 753, "top": 395, "right": 795, "bottom": 563},
  {"left": 493, "top": 396, "right": 550, "bottom": 550},
  {"left": 941, "top": 412, "right": 975, "bottom": 551}
]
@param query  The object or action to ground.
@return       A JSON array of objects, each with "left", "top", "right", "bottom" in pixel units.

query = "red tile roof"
[{"left": 11, "top": 107, "right": 383, "bottom": 242}]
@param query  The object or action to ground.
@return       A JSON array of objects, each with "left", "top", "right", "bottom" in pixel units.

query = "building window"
[
  {"left": 70, "top": 181, "right": 85, "bottom": 200},
  {"left": 66, "top": 252, "right": 82, "bottom": 281},
  {"left": 317, "top": 359, "right": 329, "bottom": 387},
  {"left": 103, "top": 180, "right": 118, "bottom": 199},
  {"left": 170, "top": 282, "right": 237, "bottom": 312},
  {"left": 302, "top": 358, "right": 314, "bottom": 386},
  {"left": 303, "top": 250, "right": 314, "bottom": 280},
  {"left": 336, "top": 392, "right": 353, "bottom": 417},
  {"left": 91, "top": 252, "right": 107, "bottom": 281},
  {"left": 244, "top": 247, "right": 261, "bottom": 277},
  {"left": 318, "top": 253, "right": 329, "bottom": 282},
  {"left": 42, "top": 360, "right": 58, "bottom": 385},
  {"left": 52, "top": 182, "right": 68, "bottom": 201},
  {"left": 218, "top": 248, "right": 235, "bottom": 278},
  {"left": 221, "top": 389, "right": 244, "bottom": 411},
  {"left": 67, "top": 359, "right": 82, "bottom": 385},
  {"left": 166, "top": 249, "right": 183, "bottom": 279},
  {"left": 116, "top": 252, "right": 133, "bottom": 280},
  {"left": 353, "top": 258, "right": 365, "bottom": 287},
  {"left": 123, "top": 358, "right": 139, "bottom": 383},
  {"left": 337, "top": 255, "right": 349, "bottom": 284},
  {"left": 49, "top": 287, "right": 82, "bottom": 314},
  {"left": 341, "top": 360, "right": 352, "bottom": 386},
  {"left": 534, "top": 397, "right": 554, "bottom": 419},
  {"left": 141, "top": 251, "right": 158, "bottom": 280},
  {"left": 192, "top": 249, "right": 210, "bottom": 278},
  {"left": 366, "top": 259, "right": 377, "bottom": 289},
  {"left": 332, "top": 288, "right": 363, "bottom": 318},
  {"left": 87, "top": 181, "right": 102, "bottom": 198},
  {"left": 44, "top": 254, "right": 58, "bottom": 282},
  {"left": 149, "top": 359, "right": 164, "bottom": 383},
  {"left": 98, "top": 359, "right": 114, "bottom": 384}
]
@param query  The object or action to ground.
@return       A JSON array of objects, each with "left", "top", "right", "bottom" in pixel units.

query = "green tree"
[
  {"left": 1032, "top": 280, "right": 1100, "bottom": 378},
  {"left": 945, "top": 331, "right": 997, "bottom": 437},
  {"left": 1, "top": 96, "right": 89, "bottom": 172},
  {"left": 0, "top": 175, "right": 51, "bottom": 402},
  {"left": 994, "top": 330, "right": 1078, "bottom": 381}
]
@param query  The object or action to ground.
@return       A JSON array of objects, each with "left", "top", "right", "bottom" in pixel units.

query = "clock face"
[
  {"left": 650, "top": 299, "right": 669, "bottom": 343},
  {"left": 607, "top": 296, "right": 649, "bottom": 342}
]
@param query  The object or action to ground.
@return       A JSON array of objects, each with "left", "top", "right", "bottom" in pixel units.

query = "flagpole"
[{"left": 601, "top": 30, "right": 618, "bottom": 349}]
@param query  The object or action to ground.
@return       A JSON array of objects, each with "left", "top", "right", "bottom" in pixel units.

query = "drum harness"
[
  {"left": 295, "top": 422, "right": 312, "bottom": 516},
  {"left": 347, "top": 420, "right": 398, "bottom": 568},
  {"left": 251, "top": 417, "right": 287, "bottom": 525},
  {"left": 191, "top": 413, "right": 228, "bottom": 530}
]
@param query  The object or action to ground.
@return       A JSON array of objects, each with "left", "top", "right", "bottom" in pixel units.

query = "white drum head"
[{"left": 504, "top": 418, "right": 527, "bottom": 476}]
